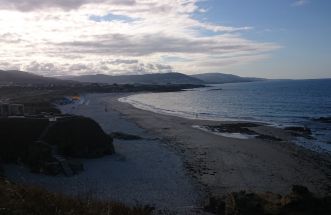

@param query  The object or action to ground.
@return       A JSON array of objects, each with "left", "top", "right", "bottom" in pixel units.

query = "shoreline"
[
  {"left": 104, "top": 93, "right": 331, "bottom": 196},
  {"left": 119, "top": 92, "right": 331, "bottom": 154}
]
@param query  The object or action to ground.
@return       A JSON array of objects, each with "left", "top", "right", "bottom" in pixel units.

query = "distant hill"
[
  {"left": 60, "top": 72, "right": 205, "bottom": 85},
  {"left": 0, "top": 70, "right": 72, "bottom": 86},
  {"left": 191, "top": 73, "right": 265, "bottom": 84}
]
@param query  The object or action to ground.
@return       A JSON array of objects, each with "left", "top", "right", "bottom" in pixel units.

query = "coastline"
[
  {"left": 4, "top": 92, "right": 331, "bottom": 213},
  {"left": 105, "top": 93, "right": 331, "bottom": 196}
]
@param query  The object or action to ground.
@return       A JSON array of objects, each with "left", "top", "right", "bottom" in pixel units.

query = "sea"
[{"left": 119, "top": 79, "right": 331, "bottom": 153}]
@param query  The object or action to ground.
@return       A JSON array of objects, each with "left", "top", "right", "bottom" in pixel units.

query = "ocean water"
[{"left": 119, "top": 80, "right": 331, "bottom": 153}]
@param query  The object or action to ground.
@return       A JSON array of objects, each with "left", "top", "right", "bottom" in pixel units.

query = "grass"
[{"left": 0, "top": 178, "right": 153, "bottom": 215}]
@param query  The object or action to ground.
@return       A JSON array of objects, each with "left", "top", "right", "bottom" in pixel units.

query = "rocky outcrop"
[
  {"left": 110, "top": 132, "right": 143, "bottom": 140},
  {"left": 205, "top": 185, "right": 331, "bottom": 215},
  {"left": 0, "top": 116, "right": 115, "bottom": 176},
  {"left": 0, "top": 159, "right": 3, "bottom": 177},
  {"left": 284, "top": 126, "right": 312, "bottom": 138},
  {"left": 43, "top": 116, "right": 114, "bottom": 158},
  {"left": 0, "top": 118, "right": 49, "bottom": 163},
  {"left": 313, "top": 117, "right": 331, "bottom": 124}
]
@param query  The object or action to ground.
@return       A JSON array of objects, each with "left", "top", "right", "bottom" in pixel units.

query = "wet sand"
[{"left": 103, "top": 93, "right": 331, "bottom": 196}]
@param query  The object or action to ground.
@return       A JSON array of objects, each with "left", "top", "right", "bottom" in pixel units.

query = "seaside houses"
[{"left": 0, "top": 103, "right": 25, "bottom": 117}]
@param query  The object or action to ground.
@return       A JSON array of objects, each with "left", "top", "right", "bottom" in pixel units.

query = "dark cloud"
[
  {"left": 107, "top": 59, "right": 139, "bottom": 65},
  {"left": 58, "top": 33, "right": 272, "bottom": 56},
  {"left": 0, "top": 0, "right": 136, "bottom": 11}
]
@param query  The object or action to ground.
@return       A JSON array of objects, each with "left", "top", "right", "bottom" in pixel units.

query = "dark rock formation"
[
  {"left": 0, "top": 159, "right": 3, "bottom": 177},
  {"left": 111, "top": 132, "right": 143, "bottom": 140},
  {"left": 284, "top": 126, "right": 311, "bottom": 134},
  {"left": 313, "top": 117, "right": 331, "bottom": 124},
  {"left": 0, "top": 116, "right": 115, "bottom": 175},
  {"left": 205, "top": 123, "right": 259, "bottom": 135},
  {"left": 284, "top": 126, "right": 313, "bottom": 139},
  {"left": 256, "top": 134, "right": 282, "bottom": 141},
  {"left": 43, "top": 116, "right": 115, "bottom": 158},
  {"left": 205, "top": 185, "right": 331, "bottom": 215},
  {"left": 0, "top": 118, "right": 49, "bottom": 162}
]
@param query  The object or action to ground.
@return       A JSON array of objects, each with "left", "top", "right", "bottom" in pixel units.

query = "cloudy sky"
[{"left": 0, "top": 0, "right": 330, "bottom": 78}]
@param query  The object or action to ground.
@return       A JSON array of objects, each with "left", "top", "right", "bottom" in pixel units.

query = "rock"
[
  {"left": 205, "top": 123, "right": 259, "bottom": 135},
  {"left": 26, "top": 141, "right": 55, "bottom": 173},
  {"left": 0, "top": 118, "right": 49, "bottom": 162},
  {"left": 204, "top": 185, "right": 331, "bottom": 215},
  {"left": 284, "top": 126, "right": 312, "bottom": 135},
  {"left": 110, "top": 132, "right": 143, "bottom": 140},
  {"left": 256, "top": 134, "right": 282, "bottom": 141},
  {"left": 43, "top": 161, "right": 62, "bottom": 175},
  {"left": 313, "top": 117, "right": 331, "bottom": 124},
  {"left": 225, "top": 192, "right": 268, "bottom": 215},
  {"left": 68, "top": 159, "right": 84, "bottom": 174},
  {"left": 0, "top": 159, "right": 3, "bottom": 177},
  {"left": 205, "top": 196, "right": 226, "bottom": 214},
  {"left": 0, "top": 116, "right": 115, "bottom": 176},
  {"left": 43, "top": 116, "right": 115, "bottom": 158},
  {"left": 284, "top": 126, "right": 313, "bottom": 139}
]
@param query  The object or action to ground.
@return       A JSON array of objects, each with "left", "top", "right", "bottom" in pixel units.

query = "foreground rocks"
[{"left": 205, "top": 185, "right": 331, "bottom": 215}]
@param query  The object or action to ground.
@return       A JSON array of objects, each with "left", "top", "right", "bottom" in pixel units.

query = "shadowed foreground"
[{"left": 0, "top": 178, "right": 153, "bottom": 215}]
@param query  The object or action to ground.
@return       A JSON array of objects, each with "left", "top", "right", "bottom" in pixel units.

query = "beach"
[
  {"left": 104, "top": 93, "right": 331, "bottom": 196},
  {"left": 4, "top": 92, "right": 331, "bottom": 212}
]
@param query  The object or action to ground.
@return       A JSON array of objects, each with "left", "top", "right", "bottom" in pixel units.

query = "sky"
[{"left": 0, "top": 0, "right": 330, "bottom": 79}]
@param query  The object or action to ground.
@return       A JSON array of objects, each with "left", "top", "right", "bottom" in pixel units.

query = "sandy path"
[
  {"left": 104, "top": 93, "right": 331, "bottom": 196},
  {"left": 5, "top": 94, "right": 203, "bottom": 213}
]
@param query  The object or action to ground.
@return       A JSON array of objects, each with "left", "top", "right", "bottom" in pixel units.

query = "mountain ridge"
[
  {"left": 58, "top": 72, "right": 205, "bottom": 85},
  {"left": 0, "top": 70, "right": 73, "bottom": 86},
  {"left": 1, "top": 70, "right": 265, "bottom": 86},
  {"left": 190, "top": 73, "right": 266, "bottom": 84}
]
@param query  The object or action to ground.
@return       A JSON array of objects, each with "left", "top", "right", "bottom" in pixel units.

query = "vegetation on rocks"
[{"left": 205, "top": 185, "right": 331, "bottom": 215}]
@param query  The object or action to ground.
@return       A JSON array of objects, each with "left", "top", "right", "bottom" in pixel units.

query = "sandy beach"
[
  {"left": 4, "top": 92, "right": 331, "bottom": 213},
  {"left": 103, "top": 93, "right": 331, "bottom": 196}
]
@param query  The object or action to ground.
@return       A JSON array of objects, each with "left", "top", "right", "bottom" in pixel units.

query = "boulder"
[
  {"left": 111, "top": 132, "right": 143, "bottom": 140},
  {"left": 43, "top": 116, "right": 115, "bottom": 158},
  {"left": 313, "top": 117, "right": 331, "bottom": 124}
]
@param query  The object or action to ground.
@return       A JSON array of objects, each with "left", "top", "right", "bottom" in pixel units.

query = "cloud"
[
  {"left": 292, "top": 0, "right": 309, "bottom": 7},
  {"left": 0, "top": 0, "right": 136, "bottom": 11},
  {"left": 0, "top": 0, "right": 279, "bottom": 76}
]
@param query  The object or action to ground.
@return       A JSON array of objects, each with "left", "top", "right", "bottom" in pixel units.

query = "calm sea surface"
[{"left": 120, "top": 80, "right": 331, "bottom": 153}]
